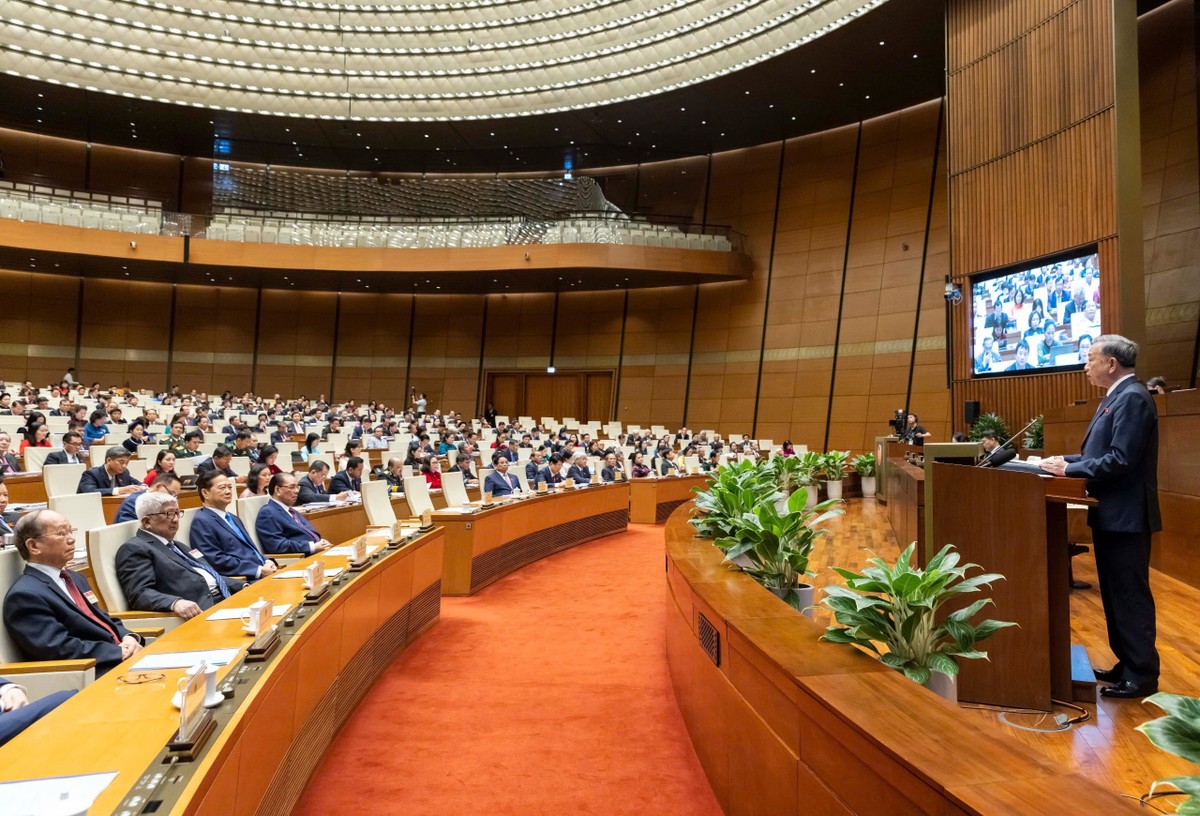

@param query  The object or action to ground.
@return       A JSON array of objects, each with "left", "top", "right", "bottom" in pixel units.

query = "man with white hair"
[{"left": 115, "top": 491, "right": 240, "bottom": 619}]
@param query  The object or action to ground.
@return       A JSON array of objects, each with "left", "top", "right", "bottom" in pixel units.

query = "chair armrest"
[
  {"left": 116, "top": 610, "right": 179, "bottom": 621},
  {"left": 129, "top": 626, "right": 165, "bottom": 639},
  {"left": 0, "top": 659, "right": 97, "bottom": 674}
]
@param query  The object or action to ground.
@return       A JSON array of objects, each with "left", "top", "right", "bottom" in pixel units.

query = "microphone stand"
[{"left": 976, "top": 417, "right": 1039, "bottom": 467}]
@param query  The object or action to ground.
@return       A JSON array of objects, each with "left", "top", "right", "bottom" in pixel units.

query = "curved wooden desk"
[
  {"left": 435, "top": 482, "right": 630, "bottom": 595},
  {"left": 629, "top": 474, "right": 708, "bottom": 524},
  {"left": 663, "top": 505, "right": 1140, "bottom": 815},
  {"left": 0, "top": 527, "right": 445, "bottom": 816}
]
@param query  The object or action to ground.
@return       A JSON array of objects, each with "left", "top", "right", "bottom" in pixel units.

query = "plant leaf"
[
  {"left": 1145, "top": 693, "right": 1200, "bottom": 722},
  {"left": 927, "top": 652, "right": 959, "bottom": 677},
  {"left": 1138, "top": 716, "right": 1200, "bottom": 764}
]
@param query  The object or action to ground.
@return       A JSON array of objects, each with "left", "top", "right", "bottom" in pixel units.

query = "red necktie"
[{"left": 60, "top": 570, "right": 120, "bottom": 645}]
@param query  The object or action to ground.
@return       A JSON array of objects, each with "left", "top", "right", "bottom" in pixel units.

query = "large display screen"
[{"left": 970, "top": 248, "right": 1101, "bottom": 376}]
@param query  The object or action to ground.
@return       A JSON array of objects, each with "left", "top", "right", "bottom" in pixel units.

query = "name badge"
[
  {"left": 83, "top": 590, "right": 99, "bottom": 605},
  {"left": 190, "top": 549, "right": 204, "bottom": 559}
]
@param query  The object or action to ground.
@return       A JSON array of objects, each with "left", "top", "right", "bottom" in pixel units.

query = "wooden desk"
[
  {"left": 663, "top": 504, "right": 1140, "bottom": 816},
  {"left": 0, "top": 526, "right": 445, "bottom": 816},
  {"left": 5, "top": 472, "right": 47, "bottom": 504},
  {"left": 886, "top": 457, "right": 925, "bottom": 557},
  {"left": 435, "top": 483, "right": 630, "bottom": 595},
  {"left": 628, "top": 474, "right": 707, "bottom": 524}
]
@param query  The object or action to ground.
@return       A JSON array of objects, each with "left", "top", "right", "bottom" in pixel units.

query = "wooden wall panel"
[
  {"left": 254, "top": 289, "right": 337, "bottom": 399},
  {"left": 0, "top": 269, "right": 80, "bottom": 384},
  {"left": 171, "top": 284, "right": 257, "bottom": 396},
  {"left": 408, "top": 294, "right": 484, "bottom": 415},
  {"left": 332, "top": 291, "right": 412, "bottom": 407},
  {"left": 77, "top": 278, "right": 172, "bottom": 390}
]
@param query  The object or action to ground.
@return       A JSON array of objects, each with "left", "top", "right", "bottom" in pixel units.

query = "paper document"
[
  {"left": 325, "top": 545, "right": 380, "bottom": 557},
  {"left": 131, "top": 648, "right": 240, "bottom": 671},
  {"left": 206, "top": 604, "right": 292, "bottom": 621},
  {"left": 273, "top": 567, "right": 344, "bottom": 579},
  {"left": 0, "top": 771, "right": 118, "bottom": 816}
]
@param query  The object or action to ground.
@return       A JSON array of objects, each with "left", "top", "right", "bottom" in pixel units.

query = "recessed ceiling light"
[
  {"left": 879, "top": 41, "right": 885, "bottom": 45},
  {"left": 810, "top": 69, "right": 816, "bottom": 74}
]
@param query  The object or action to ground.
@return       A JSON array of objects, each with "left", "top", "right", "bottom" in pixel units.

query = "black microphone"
[
  {"left": 979, "top": 446, "right": 1016, "bottom": 468},
  {"left": 976, "top": 417, "right": 1039, "bottom": 468}
]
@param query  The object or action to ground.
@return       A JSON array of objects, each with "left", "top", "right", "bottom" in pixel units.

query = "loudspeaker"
[{"left": 964, "top": 400, "right": 981, "bottom": 426}]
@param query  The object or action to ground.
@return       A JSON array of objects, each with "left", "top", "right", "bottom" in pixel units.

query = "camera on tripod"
[{"left": 889, "top": 409, "right": 907, "bottom": 436}]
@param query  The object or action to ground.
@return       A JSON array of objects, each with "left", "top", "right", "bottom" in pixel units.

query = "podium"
[{"left": 929, "top": 462, "right": 1096, "bottom": 711}]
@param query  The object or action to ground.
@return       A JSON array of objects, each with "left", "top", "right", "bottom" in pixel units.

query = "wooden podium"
[{"left": 929, "top": 462, "right": 1096, "bottom": 711}]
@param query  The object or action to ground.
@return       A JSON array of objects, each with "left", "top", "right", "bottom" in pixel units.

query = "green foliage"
[
  {"left": 819, "top": 543, "right": 1016, "bottom": 685},
  {"left": 1023, "top": 415, "right": 1044, "bottom": 449},
  {"left": 795, "top": 451, "right": 824, "bottom": 485},
  {"left": 690, "top": 459, "right": 778, "bottom": 539},
  {"left": 968, "top": 413, "right": 1011, "bottom": 445},
  {"left": 1138, "top": 693, "right": 1200, "bottom": 815},
  {"left": 852, "top": 453, "right": 877, "bottom": 477},
  {"left": 767, "top": 454, "right": 804, "bottom": 495},
  {"left": 715, "top": 487, "right": 844, "bottom": 610},
  {"left": 820, "top": 450, "right": 851, "bottom": 481}
]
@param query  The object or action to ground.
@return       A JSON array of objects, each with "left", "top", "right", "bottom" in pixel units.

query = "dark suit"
[
  {"left": 256, "top": 499, "right": 322, "bottom": 556},
  {"left": 525, "top": 460, "right": 543, "bottom": 483},
  {"left": 536, "top": 466, "right": 564, "bottom": 487},
  {"left": 196, "top": 458, "right": 236, "bottom": 479},
  {"left": 115, "top": 529, "right": 238, "bottom": 613},
  {"left": 601, "top": 465, "right": 619, "bottom": 482},
  {"left": 328, "top": 471, "right": 361, "bottom": 494},
  {"left": 77, "top": 465, "right": 139, "bottom": 496},
  {"left": 483, "top": 470, "right": 517, "bottom": 497},
  {"left": 565, "top": 464, "right": 592, "bottom": 485},
  {"left": 114, "top": 491, "right": 141, "bottom": 523},
  {"left": 3, "top": 567, "right": 140, "bottom": 675},
  {"left": 43, "top": 450, "right": 82, "bottom": 467},
  {"left": 1064, "top": 376, "right": 1160, "bottom": 686},
  {"left": 449, "top": 464, "right": 476, "bottom": 482},
  {"left": 0, "top": 453, "right": 21, "bottom": 474},
  {"left": 189, "top": 507, "right": 271, "bottom": 579},
  {"left": 270, "top": 431, "right": 289, "bottom": 444},
  {"left": 297, "top": 475, "right": 335, "bottom": 504},
  {"left": 0, "top": 680, "right": 74, "bottom": 747}
]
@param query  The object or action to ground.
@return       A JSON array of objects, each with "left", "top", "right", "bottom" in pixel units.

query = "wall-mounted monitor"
[{"left": 969, "top": 247, "right": 1100, "bottom": 377}]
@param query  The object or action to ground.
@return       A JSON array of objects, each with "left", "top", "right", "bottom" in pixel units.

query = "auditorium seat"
[{"left": 86, "top": 520, "right": 183, "bottom": 633}]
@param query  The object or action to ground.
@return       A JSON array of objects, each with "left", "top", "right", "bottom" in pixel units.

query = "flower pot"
[
  {"left": 860, "top": 476, "right": 876, "bottom": 498},
  {"left": 924, "top": 671, "right": 957, "bottom": 703},
  {"left": 803, "top": 488, "right": 818, "bottom": 511},
  {"left": 773, "top": 494, "right": 790, "bottom": 514},
  {"left": 824, "top": 479, "right": 844, "bottom": 500},
  {"left": 728, "top": 553, "right": 754, "bottom": 569},
  {"left": 767, "top": 583, "right": 815, "bottom": 618}
]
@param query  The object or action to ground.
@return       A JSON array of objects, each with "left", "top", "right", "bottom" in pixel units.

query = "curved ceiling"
[{"left": 0, "top": 0, "right": 886, "bottom": 120}]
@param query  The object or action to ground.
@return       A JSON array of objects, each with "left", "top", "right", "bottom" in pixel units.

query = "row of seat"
[{"left": 0, "top": 198, "right": 162, "bottom": 235}]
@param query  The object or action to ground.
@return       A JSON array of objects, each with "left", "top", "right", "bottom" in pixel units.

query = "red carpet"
[{"left": 295, "top": 524, "right": 723, "bottom": 816}]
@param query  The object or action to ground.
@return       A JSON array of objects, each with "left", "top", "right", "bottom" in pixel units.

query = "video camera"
[{"left": 889, "top": 409, "right": 907, "bottom": 436}]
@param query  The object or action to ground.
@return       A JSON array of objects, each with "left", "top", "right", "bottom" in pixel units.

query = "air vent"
[{"left": 697, "top": 612, "right": 720, "bottom": 667}]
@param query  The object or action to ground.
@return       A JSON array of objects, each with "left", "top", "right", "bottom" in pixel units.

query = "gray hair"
[
  {"left": 135, "top": 490, "right": 178, "bottom": 520},
  {"left": 1093, "top": 334, "right": 1138, "bottom": 368},
  {"left": 12, "top": 509, "right": 51, "bottom": 559},
  {"left": 307, "top": 459, "right": 330, "bottom": 474},
  {"left": 105, "top": 446, "right": 130, "bottom": 461}
]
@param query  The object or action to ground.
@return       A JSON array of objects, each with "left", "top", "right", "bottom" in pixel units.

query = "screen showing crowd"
[{"left": 970, "top": 250, "right": 1101, "bottom": 376}]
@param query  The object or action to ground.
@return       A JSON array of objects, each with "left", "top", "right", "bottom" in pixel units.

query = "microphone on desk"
[{"left": 976, "top": 417, "right": 1039, "bottom": 468}]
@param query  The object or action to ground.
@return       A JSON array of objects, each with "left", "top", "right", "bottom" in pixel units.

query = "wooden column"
[{"left": 946, "top": 0, "right": 1144, "bottom": 430}]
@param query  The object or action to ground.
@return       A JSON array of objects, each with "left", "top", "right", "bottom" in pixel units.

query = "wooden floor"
[{"left": 805, "top": 498, "right": 1200, "bottom": 809}]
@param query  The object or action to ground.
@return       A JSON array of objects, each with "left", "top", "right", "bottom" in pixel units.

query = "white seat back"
[
  {"left": 126, "top": 459, "right": 149, "bottom": 482},
  {"left": 87, "top": 520, "right": 141, "bottom": 612},
  {"left": 362, "top": 480, "right": 398, "bottom": 527},
  {"left": 441, "top": 471, "right": 469, "bottom": 506},
  {"left": 24, "top": 447, "right": 60, "bottom": 472},
  {"left": 173, "top": 458, "right": 196, "bottom": 477},
  {"left": 235, "top": 494, "right": 271, "bottom": 551},
  {"left": 307, "top": 453, "right": 334, "bottom": 471},
  {"left": 48, "top": 492, "right": 107, "bottom": 558},
  {"left": 176, "top": 506, "right": 201, "bottom": 548},
  {"left": 477, "top": 468, "right": 494, "bottom": 488},
  {"left": 88, "top": 446, "right": 109, "bottom": 467},
  {"left": 514, "top": 467, "right": 532, "bottom": 492},
  {"left": 228, "top": 456, "right": 251, "bottom": 476},
  {"left": 403, "top": 477, "right": 434, "bottom": 516}
]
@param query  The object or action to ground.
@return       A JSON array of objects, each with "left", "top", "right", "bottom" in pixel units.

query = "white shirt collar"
[
  {"left": 141, "top": 528, "right": 172, "bottom": 546},
  {"left": 1106, "top": 372, "right": 1136, "bottom": 396},
  {"left": 28, "top": 561, "right": 72, "bottom": 597}
]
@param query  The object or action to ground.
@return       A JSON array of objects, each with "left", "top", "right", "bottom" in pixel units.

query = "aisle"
[{"left": 294, "top": 524, "right": 722, "bottom": 816}]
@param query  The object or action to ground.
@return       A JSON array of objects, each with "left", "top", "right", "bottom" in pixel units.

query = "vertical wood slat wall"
[{"left": 946, "top": 0, "right": 1140, "bottom": 431}]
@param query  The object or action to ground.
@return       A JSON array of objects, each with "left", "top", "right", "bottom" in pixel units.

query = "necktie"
[
  {"left": 172, "top": 542, "right": 231, "bottom": 599},
  {"left": 222, "top": 511, "right": 264, "bottom": 563},
  {"left": 291, "top": 509, "right": 320, "bottom": 542},
  {"left": 59, "top": 570, "right": 120, "bottom": 645},
  {"left": 503, "top": 473, "right": 512, "bottom": 488}
]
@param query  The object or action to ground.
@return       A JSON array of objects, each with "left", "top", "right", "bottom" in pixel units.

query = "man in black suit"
[
  {"left": 116, "top": 492, "right": 241, "bottom": 618},
  {"left": 525, "top": 448, "right": 545, "bottom": 484},
  {"left": 449, "top": 453, "right": 477, "bottom": 485},
  {"left": 297, "top": 460, "right": 351, "bottom": 504},
  {"left": 43, "top": 431, "right": 85, "bottom": 466},
  {"left": 197, "top": 445, "right": 243, "bottom": 484},
  {"left": 537, "top": 453, "right": 566, "bottom": 488},
  {"left": 976, "top": 431, "right": 1016, "bottom": 468},
  {"left": 3, "top": 510, "right": 143, "bottom": 675},
  {"left": 329, "top": 456, "right": 364, "bottom": 494},
  {"left": 77, "top": 447, "right": 145, "bottom": 497},
  {"left": 1041, "top": 334, "right": 1160, "bottom": 698}
]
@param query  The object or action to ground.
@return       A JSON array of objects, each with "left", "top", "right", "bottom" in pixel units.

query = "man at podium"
[{"left": 1040, "top": 334, "right": 1160, "bottom": 699}]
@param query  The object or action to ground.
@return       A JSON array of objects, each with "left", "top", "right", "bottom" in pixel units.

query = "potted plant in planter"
[
  {"left": 969, "top": 412, "right": 1011, "bottom": 445},
  {"left": 690, "top": 459, "right": 777, "bottom": 540},
  {"left": 853, "top": 452, "right": 878, "bottom": 498},
  {"left": 820, "top": 450, "right": 851, "bottom": 500},
  {"left": 818, "top": 543, "right": 1015, "bottom": 701},
  {"left": 767, "top": 454, "right": 803, "bottom": 514},
  {"left": 1136, "top": 692, "right": 1200, "bottom": 814},
  {"left": 795, "top": 451, "right": 824, "bottom": 509},
  {"left": 1022, "top": 415, "right": 1044, "bottom": 450},
  {"left": 716, "top": 487, "right": 843, "bottom": 615}
]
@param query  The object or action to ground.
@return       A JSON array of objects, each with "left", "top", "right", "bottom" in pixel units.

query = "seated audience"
[
  {"left": 190, "top": 471, "right": 277, "bottom": 580},
  {"left": 258, "top": 445, "right": 283, "bottom": 475},
  {"left": 379, "top": 457, "right": 405, "bottom": 491},
  {"left": 116, "top": 491, "right": 242, "bottom": 618},
  {"left": 82, "top": 410, "right": 110, "bottom": 446},
  {"left": 0, "top": 433, "right": 22, "bottom": 475},
  {"left": 78, "top": 447, "right": 144, "bottom": 496},
  {"left": 162, "top": 421, "right": 188, "bottom": 455},
  {"left": 600, "top": 452, "right": 620, "bottom": 482},
  {"left": 630, "top": 451, "right": 651, "bottom": 479},
  {"left": 241, "top": 463, "right": 272, "bottom": 499},
  {"left": 115, "top": 473, "right": 180, "bottom": 523},
  {"left": 298, "top": 433, "right": 321, "bottom": 462},
  {"left": 525, "top": 448, "right": 545, "bottom": 483},
  {"left": 3, "top": 510, "right": 143, "bottom": 675},
  {"left": 18, "top": 423, "right": 51, "bottom": 454},
  {"left": 197, "top": 445, "right": 242, "bottom": 482},
  {"left": 256, "top": 473, "right": 334, "bottom": 556},
  {"left": 364, "top": 426, "right": 389, "bottom": 450},
  {"left": 231, "top": 430, "right": 260, "bottom": 462},
  {"left": 298, "top": 460, "right": 351, "bottom": 504},
  {"left": 450, "top": 453, "right": 477, "bottom": 484},
  {"left": 483, "top": 454, "right": 518, "bottom": 497},
  {"left": 43, "top": 431, "right": 85, "bottom": 466},
  {"left": 537, "top": 453, "right": 566, "bottom": 488},
  {"left": 329, "top": 457, "right": 364, "bottom": 493},
  {"left": 143, "top": 449, "right": 177, "bottom": 486},
  {"left": 566, "top": 452, "right": 592, "bottom": 484},
  {"left": 121, "top": 420, "right": 152, "bottom": 454},
  {"left": 176, "top": 430, "right": 204, "bottom": 458},
  {"left": 658, "top": 449, "right": 681, "bottom": 476},
  {"left": 421, "top": 455, "right": 442, "bottom": 489}
]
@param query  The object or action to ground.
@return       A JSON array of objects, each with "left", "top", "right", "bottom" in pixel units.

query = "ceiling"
[{"left": 0, "top": 0, "right": 949, "bottom": 174}]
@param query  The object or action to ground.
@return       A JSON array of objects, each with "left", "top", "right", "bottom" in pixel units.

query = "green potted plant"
[
  {"left": 690, "top": 459, "right": 777, "bottom": 540},
  {"left": 716, "top": 487, "right": 843, "bottom": 615},
  {"left": 968, "top": 412, "right": 1011, "bottom": 445},
  {"left": 1136, "top": 692, "right": 1200, "bottom": 815},
  {"left": 767, "top": 454, "right": 803, "bottom": 513},
  {"left": 852, "top": 452, "right": 878, "bottom": 498},
  {"left": 819, "top": 543, "right": 1016, "bottom": 701},
  {"left": 795, "top": 451, "right": 824, "bottom": 510},
  {"left": 820, "top": 450, "right": 851, "bottom": 500},
  {"left": 1023, "top": 415, "right": 1044, "bottom": 450}
]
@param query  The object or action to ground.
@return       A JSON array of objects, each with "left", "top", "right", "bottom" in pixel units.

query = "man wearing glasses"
[
  {"left": 256, "top": 473, "right": 334, "bottom": 556},
  {"left": 43, "top": 431, "right": 85, "bottom": 466},
  {"left": 3, "top": 510, "right": 143, "bottom": 675},
  {"left": 116, "top": 492, "right": 243, "bottom": 619}
]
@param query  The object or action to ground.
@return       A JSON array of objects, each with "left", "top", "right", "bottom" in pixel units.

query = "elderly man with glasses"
[
  {"left": 115, "top": 491, "right": 243, "bottom": 620},
  {"left": 3, "top": 510, "right": 143, "bottom": 675}
]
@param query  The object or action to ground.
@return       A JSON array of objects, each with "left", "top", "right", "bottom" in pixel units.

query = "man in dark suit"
[
  {"left": 196, "top": 445, "right": 242, "bottom": 484},
  {"left": 976, "top": 431, "right": 1016, "bottom": 468},
  {"left": 525, "top": 448, "right": 545, "bottom": 484},
  {"left": 269, "top": 422, "right": 290, "bottom": 445},
  {"left": 3, "top": 510, "right": 143, "bottom": 675},
  {"left": 483, "top": 455, "right": 518, "bottom": 498},
  {"left": 116, "top": 492, "right": 241, "bottom": 618},
  {"left": 256, "top": 473, "right": 334, "bottom": 556},
  {"left": 565, "top": 452, "right": 592, "bottom": 485},
  {"left": 600, "top": 452, "right": 621, "bottom": 482},
  {"left": 449, "top": 453, "right": 477, "bottom": 484},
  {"left": 1041, "top": 334, "right": 1160, "bottom": 698},
  {"left": 298, "top": 460, "right": 350, "bottom": 504},
  {"left": 0, "top": 677, "right": 74, "bottom": 747},
  {"left": 537, "top": 453, "right": 566, "bottom": 488},
  {"left": 43, "top": 431, "right": 85, "bottom": 466},
  {"left": 115, "top": 473, "right": 180, "bottom": 523},
  {"left": 77, "top": 447, "right": 145, "bottom": 497},
  {"left": 189, "top": 471, "right": 277, "bottom": 580},
  {"left": 328, "top": 457, "right": 364, "bottom": 494}
]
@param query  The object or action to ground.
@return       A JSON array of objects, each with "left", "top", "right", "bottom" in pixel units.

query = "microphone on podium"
[{"left": 976, "top": 417, "right": 1039, "bottom": 468}]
